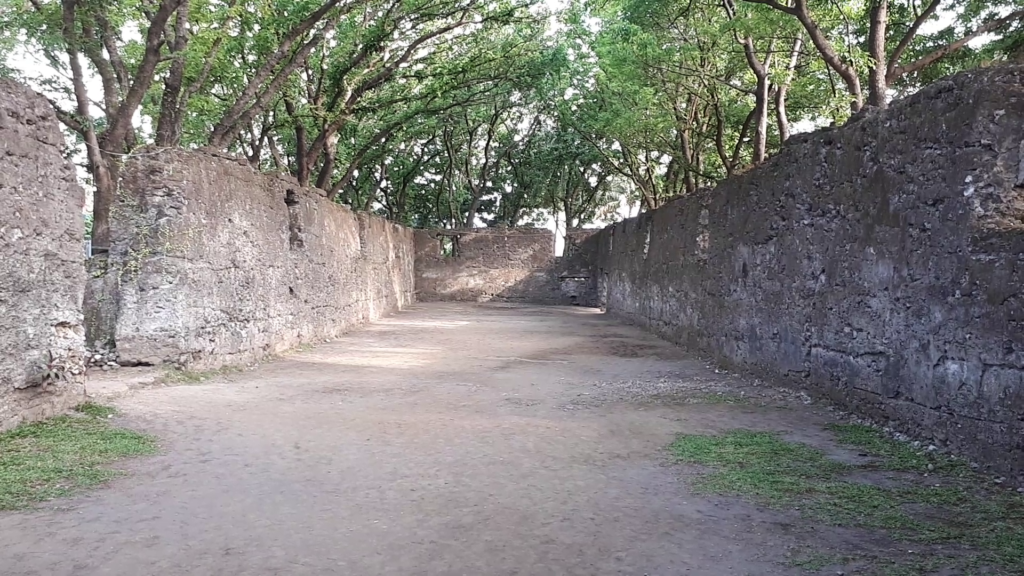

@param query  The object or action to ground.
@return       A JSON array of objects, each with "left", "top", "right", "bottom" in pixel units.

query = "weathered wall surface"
[
  {"left": 88, "top": 149, "right": 414, "bottom": 369},
  {"left": 582, "top": 66, "right": 1024, "bottom": 472},
  {"left": 560, "top": 229, "right": 603, "bottom": 307},
  {"left": 414, "top": 228, "right": 604, "bottom": 305},
  {"left": 0, "top": 80, "right": 86, "bottom": 429},
  {"left": 415, "top": 228, "right": 563, "bottom": 302}
]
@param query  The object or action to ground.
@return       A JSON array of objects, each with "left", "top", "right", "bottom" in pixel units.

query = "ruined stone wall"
[
  {"left": 415, "top": 228, "right": 563, "bottom": 302},
  {"left": 560, "top": 229, "right": 603, "bottom": 307},
  {"left": 88, "top": 149, "right": 415, "bottom": 369},
  {"left": 582, "top": 66, "right": 1024, "bottom": 472},
  {"left": 0, "top": 80, "right": 86, "bottom": 429}
]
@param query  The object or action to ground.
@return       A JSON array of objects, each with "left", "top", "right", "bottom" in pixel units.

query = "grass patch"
[
  {"left": 670, "top": 426, "right": 1024, "bottom": 574},
  {"left": 161, "top": 368, "right": 212, "bottom": 384},
  {"left": 0, "top": 408, "right": 157, "bottom": 510},
  {"left": 827, "top": 423, "right": 970, "bottom": 475},
  {"left": 788, "top": 551, "right": 851, "bottom": 570},
  {"left": 74, "top": 402, "right": 118, "bottom": 418},
  {"left": 160, "top": 365, "right": 243, "bottom": 385}
]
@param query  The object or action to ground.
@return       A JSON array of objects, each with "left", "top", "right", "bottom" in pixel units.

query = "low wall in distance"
[
  {"left": 414, "top": 228, "right": 600, "bottom": 305},
  {"left": 415, "top": 228, "right": 558, "bottom": 302}
]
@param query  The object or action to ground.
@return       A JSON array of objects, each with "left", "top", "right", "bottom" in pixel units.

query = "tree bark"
[
  {"left": 888, "top": 9, "right": 1024, "bottom": 81},
  {"left": 208, "top": 0, "right": 349, "bottom": 148},
  {"left": 775, "top": 34, "right": 802, "bottom": 142},
  {"left": 744, "top": 0, "right": 863, "bottom": 111},
  {"left": 723, "top": 0, "right": 772, "bottom": 163},
  {"left": 156, "top": 0, "right": 190, "bottom": 146},
  {"left": 62, "top": 0, "right": 115, "bottom": 250},
  {"left": 886, "top": 0, "right": 941, "bottom": 79},
  {"left": 867, "top": 0, "right": 889, "bottom": 108},
  {"left": 103, "top": 0, "right": 183, "bottom": 152},
  {"left": 284, "top": 98, "right": 308, "bottom": 183}
]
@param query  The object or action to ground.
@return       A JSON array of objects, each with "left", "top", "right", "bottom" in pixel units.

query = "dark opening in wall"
[
  {"left": 439, "top": 235, "right": 459, "bottom": 258},
  {"left": 285, "top": 189, "right": 304, "bottom": 249}
]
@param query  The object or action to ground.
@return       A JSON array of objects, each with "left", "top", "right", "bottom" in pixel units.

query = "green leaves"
[{"left": 3, "top": 0, "right": 1019, "bottom": 228}]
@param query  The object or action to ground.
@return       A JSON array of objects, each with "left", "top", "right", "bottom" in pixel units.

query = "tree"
[
  {"left": 745, "top": 0, "right": 1024, "bottom": 109},
  {"left": 4, "top": 0, "right": 1022, "bottom": 234}
]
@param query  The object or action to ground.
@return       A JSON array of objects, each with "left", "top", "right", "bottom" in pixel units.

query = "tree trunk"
[
  {"left": 284, "top": 99, "right": 308, "bottom": 184},
  {"left": 464, "top": 194, "right": 483, "bottom": 228},
  {"left": 207, "top": 0, "right": 346, "bottom": 148},
  {"left": 745, "top": 0, "right": 863, "bottom": 111},
  {"left": 775, "top": 35, "right": 802, "bottom": 143},
  {"left": 794, "top": 8, "right": 862, "bottom": 111},
  {"left": 314, "top": 132, "right": 340, "bottom": 190},
  {"left": 156, "top": 0, "right": 190, "bottom": 146},
  {"left": 752, "top": 73, "right": 770, "bottom": 163},
  {"left": 867, "top": 0, "right": 889, "bottom": 108},
  {"left": 61, "top": 0, "right": 115, "bottom": 250}
]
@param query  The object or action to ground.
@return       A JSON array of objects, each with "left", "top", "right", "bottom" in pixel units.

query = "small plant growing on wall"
[{"left": 21, "top": 351, "right": 75, "bottom": 390}]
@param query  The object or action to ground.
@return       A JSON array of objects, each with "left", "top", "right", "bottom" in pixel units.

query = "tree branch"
[
  {"left": 886, "top": 0, "right": 941, "bottom": 78},
  {"left": 889, "top": 9, "right": 1024, "bottom": 80}
]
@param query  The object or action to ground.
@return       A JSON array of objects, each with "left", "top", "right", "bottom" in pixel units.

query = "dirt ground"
[{"left": 2, "top": 303, "right": 905, "bottom": 575}]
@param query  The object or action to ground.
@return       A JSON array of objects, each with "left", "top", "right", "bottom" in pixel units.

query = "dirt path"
[{"left": 2, "top": 304, "right": 874, "bottom": 575}]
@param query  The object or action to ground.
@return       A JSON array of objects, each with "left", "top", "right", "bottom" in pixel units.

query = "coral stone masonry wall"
[
  {"left": 413, "top": 228, "right": 603, "bottom": 304},
  {"left": 415, "top": 228, "right": 561, "bottom": 302},
  {"left": 0, "top": 80, "right": 86, "bottom": 429},
  {"left": 579, "top": 66, "right": 1024, "bottom": 472},
  {"left": 87, "top": 149, "right": 415, "bottom": 369}
]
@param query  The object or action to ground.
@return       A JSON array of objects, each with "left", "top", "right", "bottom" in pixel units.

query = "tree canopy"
[{"left": 2, "top": 0, "right": 1021, "bottom": 240}]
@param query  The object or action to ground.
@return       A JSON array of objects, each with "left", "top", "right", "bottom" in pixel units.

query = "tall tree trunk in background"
[
  {"left": 207, "top": 0, "right": 348, "bottom": 149},
  {"left": 723, "top": 0, "right": 772, "bottom": 164},
  {"left": 744, "top": 0, "right": 863, "bottom": 111},
  {"left": 57, "top": 0, "right": 182, "bottom": 250},
  {"left": 62, "top": 1, "right": 114, "bottom": 249},
  {"left": 156, "top": 0, "right": 191, "bottom": 146},
  {"left": 886, "top": 6, "right": 1024, "bottom": 85},
  {"left": 775, "top": 34, "right": 802, "bottom": 142},
  {"left": 464, "top": 194, "right": 483, "bottom": 228},
  {"left": 284, "top": 98, "right": 309, "bottom": 184},
  {"left": 867, "top": 0, "right": 889, "bottom": 108},
  {"left": 315, "top": 132, "right": 340, "bottom": 190},
  {"left": 751, "top": 60, "right": 771, "bottom": 163}
]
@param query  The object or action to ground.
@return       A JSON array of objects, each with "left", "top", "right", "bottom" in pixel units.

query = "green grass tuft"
[
  {"left": 0, "top": 414, "right": 157, "bottom": 510},
  {"left": 827, "top": 423, "right": 970, "bottom": 475},
  {"left": 74, "top": 402, "right": 118, "bottom": 418},
  {"left": 160, "top": 365, "right": 243, "bottom": 385},
  {"left": 669, "top": 428, "right": 1024, "bottom": 573},
  {"left": 671, "top": 430, "right": 846, "bottom": 504},
  {"left": 788, "top": 551, "right": 851, "bottom": 571}
]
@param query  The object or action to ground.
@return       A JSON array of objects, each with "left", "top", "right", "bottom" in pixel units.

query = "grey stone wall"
[
  {"left": 87, "top": 149, "right": 415, "bottom": 369},
  {"left": 415, "top": 228, "right": 563, "bottom": 302},
  {"left": 581, "top": 66, "right": 1024, "bottom": 473},
  {"left": 0, "top": 80, "right": 86, "bottom": 429}
]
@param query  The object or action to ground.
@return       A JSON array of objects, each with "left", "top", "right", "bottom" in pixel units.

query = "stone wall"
[
  {"left": 0, "top": 80, "right": 86, "bottom": 429},
  {"left": 87, "top": 149, "right": 415, "bottom": 369},
  {"left": 580, "top": 66, "right": 1024, "bottom": 472},
  {"left": 414, "top": 228, "right": 563, "bottom": 302}
]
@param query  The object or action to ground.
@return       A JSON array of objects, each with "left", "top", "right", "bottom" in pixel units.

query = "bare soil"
[{"left": 0, "top": 303, "right": 918, "bottom": 575}]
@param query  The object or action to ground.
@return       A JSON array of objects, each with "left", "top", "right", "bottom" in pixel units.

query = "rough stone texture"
[
  {"left": 560, "top": 229, "right": 603, "bottom": 307},
  {"left": 414, "top": 228, "right": 604, "bottom": 305},
  {"left": 87, "top": 149, "right": 415, "bottom": 369},
  {"left": 415, "top": 228, "right": 562, "bottom": 302},
  {"left": 580, "top": 66, "right": 1024, "bottom": 473},
  {"left": 0, "top": 79, "right": 87, "bottom": 429}
]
